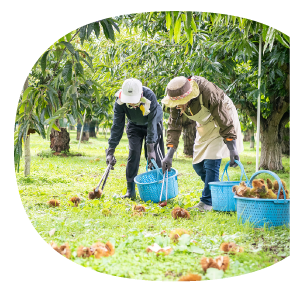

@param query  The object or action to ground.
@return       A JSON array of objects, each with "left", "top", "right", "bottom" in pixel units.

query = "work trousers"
[
  {"left": 192, "top": 159, "right": 222, "bottom": 206},
  {"left": 126, "top": 121, "right": 165, "bottom": 182}
]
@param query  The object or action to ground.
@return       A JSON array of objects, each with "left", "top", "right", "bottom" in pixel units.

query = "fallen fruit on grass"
[
  {"left": 132, "top": 204, "right": 146, "bottom": 212},
  {"left": 50, "top": 241, "right": 71, "bottom": 259},
  {"left": 171, "top": 207, "right": 190, "bottom": 219},
  {"left": 159, "top": 201, "right": 167, "bottom": 207},
  {"left": 88, "top": 188, "right": 103, "bottom": 199},
  {"left": 90, "top": 241, "right": 115, "bottom": 259},
  {"left": 169, "top": 228, "right": 189, "bottom": 243},
  {"left": 101, "top": 208, "right": 111, "bottom": 216},
  {"left": 146, "top": 243, "right": 173, "bottom": 256},
  {"left": 220, "top": 242, "right": 244, "bottom": 253},
  {"left": 48, "top": 199, "right": 60, "bottom": 207},
  {"left": 77, "top": 246, "right": 93, "bottom": 258},
  {"left": 131, "top": 212, "right": 143, "bottom": 217},
  {"left": 69, "top": 196, "right": 81, "bottom": 207},
  {"left": 201, "top": 256, "right": 230, "bottom": 272},
  {"left": 178, "top": 273, "right": 202, "bottom": 281}
]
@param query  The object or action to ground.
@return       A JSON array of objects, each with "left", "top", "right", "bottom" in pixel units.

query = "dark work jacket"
[{"left": 108, "top": 86, "right": 163, "bottom": 149}]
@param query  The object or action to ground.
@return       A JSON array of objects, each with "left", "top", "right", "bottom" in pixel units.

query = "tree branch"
[{"left": 280, "top": 109, "right": 290, "bottom": 128}]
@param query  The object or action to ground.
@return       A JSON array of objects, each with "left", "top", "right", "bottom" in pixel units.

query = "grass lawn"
[{"left": 16, "top": 131, "right": 290, "bottom": 281}]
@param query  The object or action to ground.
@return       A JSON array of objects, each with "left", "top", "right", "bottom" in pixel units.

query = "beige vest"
[{"left": 183, "top": 93, "right": 243, "bottom": 164}]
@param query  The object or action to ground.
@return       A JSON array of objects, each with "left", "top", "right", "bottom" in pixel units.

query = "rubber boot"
[{"left": 122, "top": 182, "right": 136, "bottom": 200}]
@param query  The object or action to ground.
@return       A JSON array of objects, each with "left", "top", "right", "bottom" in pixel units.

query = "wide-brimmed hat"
[
  {"left": 120, "top": 78, "right": 142, "bottom": 104},
  {"left": 161, "top": 76, "right": 199, "bottom": 107}
]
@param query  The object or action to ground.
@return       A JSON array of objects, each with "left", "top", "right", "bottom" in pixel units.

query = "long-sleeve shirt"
[
  {"left": 108, "top": 86, "right": 163, "bottom": 149},
  {"left": 167, "top": 76, "right": 237, "bottom": 150}
]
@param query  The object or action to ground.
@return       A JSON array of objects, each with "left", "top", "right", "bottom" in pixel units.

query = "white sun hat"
[{"left": 120, "top": 78, "right": 143, "bottom": 104}]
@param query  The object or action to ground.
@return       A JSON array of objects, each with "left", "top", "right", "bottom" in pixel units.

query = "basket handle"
[
  {"left": 146, "top": 159, "right": 159, "bottom": 172},
  {"left": 221, "top": 160, "right": 249, "bottom": 183},
  {"left": 248, "top": 170, "right": 287, "bottom": 202}
]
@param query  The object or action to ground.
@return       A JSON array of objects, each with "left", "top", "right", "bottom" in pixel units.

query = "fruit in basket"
[
  {"left": 266, "top": 189, "right": 277, "bottom": 199},
  {"left": 272, "top": 179, "right": 289, "bottom": 199},
  {"left": 273, "top": 179, "right": 287, "bottom": 191},
  {"left": 267, "top": 178, "right": 273, "bottom": 189},
  {"left": 232, "top": 181, "right": 251, "bottom": 197}
]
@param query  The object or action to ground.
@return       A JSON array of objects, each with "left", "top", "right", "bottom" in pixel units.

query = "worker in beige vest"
[{"left": 161, "top": 76, "right": 243, "bottom": 212}]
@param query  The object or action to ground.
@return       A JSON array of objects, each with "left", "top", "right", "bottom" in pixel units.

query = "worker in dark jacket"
[
  {"left": 106, "top": 78, "right": 164, "bottom": 200},
  {"left": 161, "top": 76, "right": 243, "bottom": 211}
]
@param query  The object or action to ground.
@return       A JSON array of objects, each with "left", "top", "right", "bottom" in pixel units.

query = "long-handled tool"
[
  {"left": 159, "top": 169, "right": 168, "bottom": 206},
  {"left": 94, "top": 157, "right": 116, "bottom": 194}
]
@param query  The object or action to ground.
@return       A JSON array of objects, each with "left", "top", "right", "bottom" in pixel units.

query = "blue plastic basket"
[
  {"left": 134, "top": 159, "right": 178, "bottom": 203},
  {"left": 235, "top": 170, "right": 290, "bottom": 228},
  {"left": 209, "top": 160, "right": 249, "bottom": 212}
]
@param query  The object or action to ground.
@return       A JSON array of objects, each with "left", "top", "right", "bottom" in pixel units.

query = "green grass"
[{"left": 16, "top": 131, "right": 290, "bottom": 281}]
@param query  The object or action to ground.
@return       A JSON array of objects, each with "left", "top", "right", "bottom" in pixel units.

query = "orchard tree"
[
  {"left": 15, "top": 18, "right": 120, "bottom": 175},
  {"left": 125, "top": 11, "right": 289, "bottom": 170}
]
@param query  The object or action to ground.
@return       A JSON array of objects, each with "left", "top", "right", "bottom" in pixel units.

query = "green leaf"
[
  {"left": 174, "top": 17, "right": 182, "bottom": 43},
  {"left": 79, "top": 25, "right": 87, "bottom": 45},
  {"left": 107, "top": 18, "right": 120, "bottom": 33},
  {"left": 67, "top": 114, "right": 76, "bottom": 126},
  {"left": 282, "top": 33, "right": 289, "bottom": 43},
  {"left": 87, "top": 23, "right": 94, "bottom": 39},
  {"left": 74, "top": 51, "right": 80, "bottom": 62},
  {"left": 165, "top": 12, "right": 171, "bottom": 31},
  {"left": 93, "top": 22, "right": 100, "bottom": 38},
  {"left": 65, "top": 32, "right": 72, "bottom": 42},
  {"left": 185, "top": 12, "right": 192, "bottom": 30},
  {"left": 147, "top": 11, "right": 154, "bottom": 23},
  {"left": 276, "top": 33, "right": 290, "bottom": 48},
  {"left": 188, "top": 245, "right": 205, "bottom": 254},
  {"left": 62, "top": 61, "right": 73, "bottom": 83},
  {"left": 262, "top": 25, "right": 269, "bottom": 42},
  {"left": 79, "top": 56, "right": 93, "bottom": 71},
  {"left": 177, "top": 234, "right": 191, "bottom": 246},
  {"left": 185, "top": 43, "right": 189, "bottom": 54},
  {"left": 59, "top": 41, "right": 75, "bottom": 55},
  {"left": 41, "top": 50, "right": 50, "bottom": 76},
  {"left": 54, "top": 48, "right": 62, "bottom": 61},
  {"left": 101, "top": 19, "right": 115, "bottom": 42},
  {"left": 75, "top": 62, "right": 84, "bottom": 75},
  {"left": 191, "top": 17, "right": 197, "bottom": 33},
  {"left": 205, "top": 268, "right": 224, "bottom": 280},
  {"left": 22, "top": 87, "right": 34, "bottom": 102}
]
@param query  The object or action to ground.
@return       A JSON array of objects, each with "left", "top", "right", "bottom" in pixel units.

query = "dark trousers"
[
  {"left": 126, "top": 121, "right": 165, "bottom": 182},
  {"left": 192, "top": 159, "right": 221, "bottom": 206}
]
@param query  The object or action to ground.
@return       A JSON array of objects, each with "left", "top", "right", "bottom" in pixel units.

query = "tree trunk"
[
  {"left": 24, "top": 135, "right": 31, "bottom": 176},
  {"left": 260, "top": 122, "right": 283, "bottom": 170},
  {"left": 23, "top": 76, "right": 30, "bottom": 176},
  {"left": 281, "top": 126, "right": 290, "bottom": 155},
  {"left": 250, "top": 128, "right": 255, "bottom": 148},
  {"left": 182, "top": 122, "right": 196, "bottom": 156},
  {"left": 50, "top": 119, "right": 70, "bottom": 152},
  {"left": 89, "top": 120, "right": 97, "bottom": 137},
  {"left": 243, "top": 130, "right": 250, "bottom": 141},
  {"left": 76, "top": 121, "right": 89, "bottom": 141}
]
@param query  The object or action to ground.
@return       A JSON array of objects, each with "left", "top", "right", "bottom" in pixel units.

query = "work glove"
[
  {"left": 146, "top": 143, "right": 156, "bottom": 169},
  {"left": 161, "top": 147, "right": 176, "bottom": 174},
  {"left": 105, "top": 148, "right": 117, "bottom": 169},
  {"left": 226, "top": 140, "right": 239, "bottom": 168}
]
